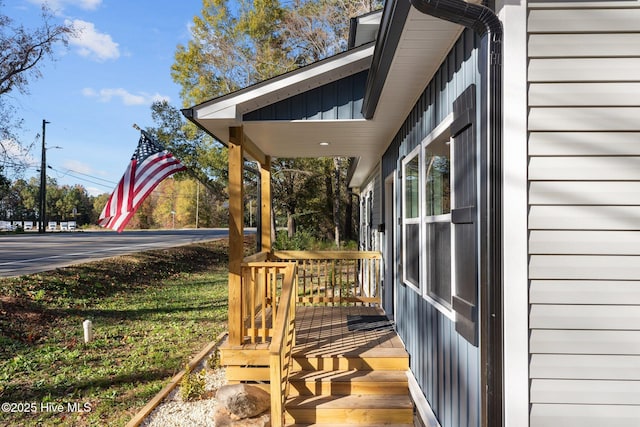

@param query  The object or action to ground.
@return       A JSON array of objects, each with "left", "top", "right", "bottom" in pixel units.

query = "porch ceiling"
[{"left": 185, "top": 6, "right": 464, "bottom": 189}]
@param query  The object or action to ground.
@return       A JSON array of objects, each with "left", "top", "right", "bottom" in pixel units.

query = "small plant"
[
  {"left": 180, "top": 363, "right": 206, "bottom": 401},
  {"left": 207, "top": 348, "right": 221, "bottom": 370}
]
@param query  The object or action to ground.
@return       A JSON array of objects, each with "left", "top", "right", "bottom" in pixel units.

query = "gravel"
[{"left": 140, "top": 359, "right": 228, "bottom": 427}]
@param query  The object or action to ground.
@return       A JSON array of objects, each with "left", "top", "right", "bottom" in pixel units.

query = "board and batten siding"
[
  {"left": 528, "top": 2, "right": 640, "bottom": 426},
  {"left": 382, "top": 28, "right": 481, "bottom": 427}
]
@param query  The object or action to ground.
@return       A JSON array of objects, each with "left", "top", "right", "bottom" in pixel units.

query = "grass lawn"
[{"left": 0, "top": 238, "right": 239, "bottom": 426}]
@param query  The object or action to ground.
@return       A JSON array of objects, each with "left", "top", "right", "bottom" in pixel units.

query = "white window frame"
[
  {"left": 421, "top": 114, "right": 455, "bottom": 319},
  {"left": 401, "top": 114, "right": 455, "bottom": 319},
  {"left": 401, "top": 145, "right": 422, "bottom": 292}
]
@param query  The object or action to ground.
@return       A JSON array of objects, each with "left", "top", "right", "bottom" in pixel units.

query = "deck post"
[
  {"left": 260, "top": 156, "right": 272, "bottom": 253},
  {"left": 228, "top": 126, "right": 245, "bottom": 345}
]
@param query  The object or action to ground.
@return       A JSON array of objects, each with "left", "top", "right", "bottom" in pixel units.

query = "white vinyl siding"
[
  {"left": 529, "top": 157, "right": 640, "bottom": 180},
  {"left": 528, "top": 34, "right": 640, "bottom": 57},
  {"left": 529, "top": 132, "right": 640, "bottom": 156},
  {"left": 530, "top": 354, "right": 640, "bottom": 380},
  {"left": 529, "top": 83, "right": 640, "bottom": 106},
  {"left": 529, "top": 58, "right": 640, "bottom": 82},
  {"left": 529, "top": 205, "right": 640, "bottom": 231},
  {"left": 530, "top": 330, "right": 640, "bottom": 355},
  {"left": 528, "top": 1, "right": 640, "bottom": 426},
  {"left": 530, "top": 405, "right": 640, "bottom": 427},
  {"left": 530, "top": 280, "right": 640, "bottom": 304}
]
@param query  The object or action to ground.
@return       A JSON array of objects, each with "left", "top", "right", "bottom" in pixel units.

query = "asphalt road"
[{"left": 0, "top": 229, "right": 232, "bottom": 277}]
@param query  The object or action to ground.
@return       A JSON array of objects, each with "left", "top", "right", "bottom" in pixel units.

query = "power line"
[
  {"left": 56, "top": 168, "right": 119, "bottom": 185},
  {"left": 48, "top": 166, "right": 117, "bottom": 189}
]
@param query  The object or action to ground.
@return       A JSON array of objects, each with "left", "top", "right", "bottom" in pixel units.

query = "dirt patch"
[{"left": 0, "top": 295, "right": 52, "bottom": 344}]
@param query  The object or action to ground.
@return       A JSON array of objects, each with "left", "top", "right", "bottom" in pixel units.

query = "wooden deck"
[
  {"left": 294, "top": 305, "right": 405, "bottom": 357},
  {"left": 219, "top": 305, "right": 413, "bottom": 426},
  {"left": 220, "top": 305, "right": 406, "bottom": 362}
]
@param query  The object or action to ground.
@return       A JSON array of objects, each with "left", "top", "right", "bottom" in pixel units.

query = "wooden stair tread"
[
  {"left": 286, "top": 394, "right": 413, "bottom": 409},
  {"left": 293, "top": 347, "right": 409, "bottom": 358},
  {"left": 293, "top": 359, "right": 408, "bottom": 371},
  {"left": 288, "top": 369, "right": 409, "bottom": 396},
  {"left": 285, "top": 394, "right": 414, "bottom": 425},
  {"left": 290, "top": 369, "right": 408, "bottom": 382},
  {"left": 287, "top": 424, "right": 413, "bottom": 427}
]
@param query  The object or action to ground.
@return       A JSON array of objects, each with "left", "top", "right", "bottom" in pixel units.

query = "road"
[{"left": 0, "top": 229, "right": 232, "bottom": 278}]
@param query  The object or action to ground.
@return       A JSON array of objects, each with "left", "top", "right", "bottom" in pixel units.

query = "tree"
[
  {"left": 172, "top": 0, "right": 293, "bottom": 106},
  {"left": 0, "top": 1, "right": 75, "bottom": 175},
  {"left": 271, "top": 158, "right": 325, "bottom": 238},
  {"left": 1, "top": 176, "right": 96, "bottom": 226},
  {"left": 171, "top": 0, "right": 383, "bottom": 243},
  {"left": 283, "top": 0, "right": 380, "bottom": 63},
  {"left": 92, "top": 193, "right": 110, "bottom": 224},
  {"left": 149, "top": 100, "right": 227, "bottom": 199}
]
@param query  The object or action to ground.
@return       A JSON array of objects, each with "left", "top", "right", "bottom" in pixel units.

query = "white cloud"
[
  {"left": 0, "top": 139, "right": 37, "bottom": 172},
  {"left": 66, "top": 19, "right": 119, "bottom": 62},
  {"left": 72, "top": 0, "right": 101, "bottom": 10},
  {"left": 29, "top": 0, "right": 102, "bottom": 13},
  {"left": 62, "top": 159, "right": 93, "bottom": 175},
  {"left": 82, "top": 87, "right": 170, "bottom": 106},
  {"left": 85, "top": 186, "right": 104, "bottom": 196}
]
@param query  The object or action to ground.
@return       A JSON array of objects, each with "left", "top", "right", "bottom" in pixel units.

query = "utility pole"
[{"left": 39, "top": 120, "right": 50, "bottom": 233}]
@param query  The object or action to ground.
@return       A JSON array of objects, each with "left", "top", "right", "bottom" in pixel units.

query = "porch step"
[
  {"left": 292, "top": 348, "right": 409, "bottom": 371},
  {"left": 288, "top": 425, "right": 413, "bottom": 427},
  {"left": 288, "top": 369, "right": 409, "bottom": 396},
  {"left": 284, "top": 394, "right": 414, "bottom": 425}
]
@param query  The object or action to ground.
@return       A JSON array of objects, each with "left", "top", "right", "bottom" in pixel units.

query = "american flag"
[{"left": 98, "top": 130, "right": 186, "bottom": 232}]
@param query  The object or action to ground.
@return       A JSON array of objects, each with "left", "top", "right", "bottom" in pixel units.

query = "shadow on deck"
[{"left": 219, "top": 305, "right": 413, "bottom": 426}]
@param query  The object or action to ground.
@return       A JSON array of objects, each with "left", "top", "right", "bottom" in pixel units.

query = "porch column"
[
  {"left": 228, "top": 126, "right": 245, "bottom": 345},
  {"left": 260, "top": 156, "right": 272, "bottom": 253}
]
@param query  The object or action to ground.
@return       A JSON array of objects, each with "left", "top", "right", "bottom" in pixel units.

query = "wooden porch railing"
[
  {"left": 236, "top": 251, "right": 382, "bottom": 425},
  {"left": 241, "top": 252, "right": 292, "bottom": 344},
  {"left": 268, "top": 262, "right": 296, "bottom": 426},
  {"left": 239, "top": 251, "right": 382, "bottom": 343},
  {"left": 273, "top": 251, "right": 382, "bottom": 306}
]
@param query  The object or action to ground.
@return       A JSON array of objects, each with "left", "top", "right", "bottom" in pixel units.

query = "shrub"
[{"left": 180, "top": 363, "right": 206, "bottom": 401}]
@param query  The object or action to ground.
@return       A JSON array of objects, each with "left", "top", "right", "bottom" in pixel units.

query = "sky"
[{"left": 6, "top": 0, "right": 204, "bottom": 196}]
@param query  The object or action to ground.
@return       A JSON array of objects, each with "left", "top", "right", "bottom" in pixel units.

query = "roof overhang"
[
  {"left": 184, "top": 1, "right": 480, "bottom": 188},
  {"left": 348, "top": 10, "right": 383, "bottom": 48}
]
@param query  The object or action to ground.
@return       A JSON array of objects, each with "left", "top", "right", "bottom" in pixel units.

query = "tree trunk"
[
  {"left": 287, "top": 211, "right": 296, "bottom": 238},
  {"left": 324, "top": 160, "right": 335, "bottom": 241},
  {"left": 345, "top": 191, "right": 353, "bottom": 241}
]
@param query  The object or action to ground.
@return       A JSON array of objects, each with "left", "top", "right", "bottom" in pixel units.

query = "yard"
[{"left": 0, "top": 238, "right": 241, "bottom": 426}]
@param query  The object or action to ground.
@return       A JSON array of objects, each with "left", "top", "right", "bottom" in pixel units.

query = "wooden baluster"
[
  {"left": 249, "top": 268, "right": 255, "bottom": 343},
  {"left": 271, "top": 267, "right": 277, "bottom": 341}
]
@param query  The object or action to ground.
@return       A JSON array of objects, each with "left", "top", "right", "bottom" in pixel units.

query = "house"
[{"left": 184, "top": 0, "right": 640, "bottom": 426}]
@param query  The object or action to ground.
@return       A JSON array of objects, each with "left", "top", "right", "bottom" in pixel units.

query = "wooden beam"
[
  {"left": 229, "top": 127, "right": 266, "bottom": 166},
  {"left": 260, "top": 156, "right": 272, "bottom": 253},
  {"left": 243, "top": 133, "right": 267, "bottom": 167},
  {"left": 228, "top": 126, "right": 245, "bottom": 345}
]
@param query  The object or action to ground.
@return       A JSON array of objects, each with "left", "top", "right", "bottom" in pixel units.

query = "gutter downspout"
[{"left": 407, "top": 1, "right": 503, "bottom": 427}]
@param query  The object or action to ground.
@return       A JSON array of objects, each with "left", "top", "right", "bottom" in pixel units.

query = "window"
[
  {"left": 424, "top": 150, "right": 450, "bottom": 216},
  {"left": 401, "top": 114, "right": 454, "bottom": 315},
  {"left": 424, "top": 135, "right": 452, "bottom": 309},
  {"left": 402, "top": 152, "right": 421, "bottom": 289}
]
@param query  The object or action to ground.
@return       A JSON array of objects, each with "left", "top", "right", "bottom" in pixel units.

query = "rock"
[
  {"left": 216, "top": 384, "right": 271, "bottom": 419},
  {"left": 213, "top": 405, "right": 237, "bottom": 426},
  {"left": 214, "top": 403, "right": 271, "bottom": 427}
]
